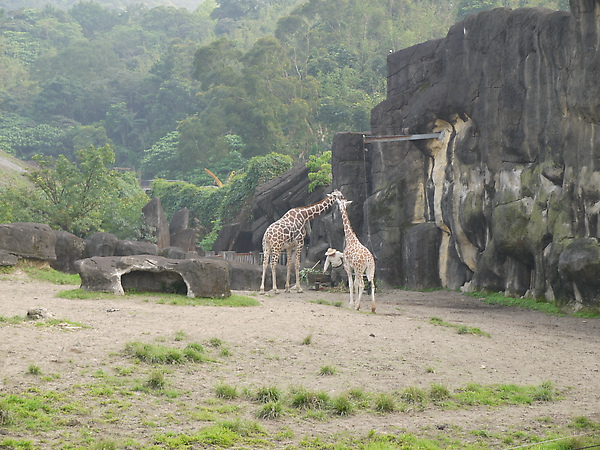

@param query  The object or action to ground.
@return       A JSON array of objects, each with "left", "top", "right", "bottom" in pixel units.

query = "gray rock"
[
  {"left": 142, "top": 197, "right": 170, "bottom": 249},
  {"left": 211, "top": 257, "right": 287, "bottom": 291},
  {"left": 27, "top": 307, "right": 54, "bottom": 320},
  {"left": 76, "top": 255, "right": 230, "bottom": 298},
  {"left": 84, "top": 232, "right": 117, "bottom": 258},
  {"left": 170, "top": 229, "right": 197, "bottom": 252},
  {"left": 0, "top": 249, "right": 18, "bottom": 266},
  {"left": 169, "top": 207, "right": 189, "bottom": 235},
  {"left": 0, "top": 222, "right": 56, "bottom": 260},
  {"left": 51, "top": 230, "right": 85, "bottom": 273},
  {"left": 159, "top": 246, "right": 188, "bottom": 259},
  {"left": 114, "top": 240, "right": 159, "bottom": 256},
  {"left": 331, "top": 2, "right": 600, "bottom": 307}
]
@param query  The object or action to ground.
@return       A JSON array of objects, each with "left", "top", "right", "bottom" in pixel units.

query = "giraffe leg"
[
  {"left": 367, "top": 265, "right": 376, "bottom": 313},
  {"left": 260, "top": 251, "right": 270, "bottom": 294},
  {"left": 346, "top": 270, "right": 354, "bottom": 309},
  {"left": 370, "top": 281, "right": 376, "bottom": 313},
  {"left": 284, "top": 248, "right": 293, "bottom": 293},
  {"left": 271, "top": 259, "right": 280, "bottom": 294},
  {"left": 295, "top": 244, "right": 303, "bottom": 293},
  {"left": 269, "top": 250, "right": 281, "bottom": 294},
  {"left": 355, "top": 272, "right": 365, "bottom": 311}
]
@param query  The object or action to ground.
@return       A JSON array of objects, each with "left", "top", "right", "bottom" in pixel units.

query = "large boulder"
[
  {"left": 76, "top": 255, "right": 230, "bottom": 298},
  {"left": 212, "top": 258, "right": 288, "bottom": 291},
  {"left": 169, "top": 207, "right": 189, "bottom": 235},
  {"left": 83, "top": 232, "right": 117, "bottom": 258},
  {"left": 51, "top": 230, "right": 85, "bottom": 273},
  {"left": 558, "top": 238, "right": 600, "bottom": 308},
  {"left": 331, "top": 1, "right": 600, "bottom": 307},
  {"left": 142, "top": 197, "right": 170, "bottom": 249},
  {"left": 114, "top": 240, "right": 159, "bottom": 256},
  {"left": 170, "top": 229, "right": 197, "bottom": 252},
  {"left": 0, "top": 222, "right": 56, "bottom": 261},
  {"left": 0, "top": 250, "right": 18, "bottom": 266}
]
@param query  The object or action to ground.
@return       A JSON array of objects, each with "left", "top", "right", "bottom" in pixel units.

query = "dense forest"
[{"left": 0, "top": 0, "right": 568, "bottom": 241}]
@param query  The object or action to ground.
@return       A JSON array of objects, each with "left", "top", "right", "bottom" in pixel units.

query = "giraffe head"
[
  {"left": 335, "top": 197, "right": 352, "bottom": 210},
  {"left": 327, "top": 189, "right": 345, "bottom": 202}
]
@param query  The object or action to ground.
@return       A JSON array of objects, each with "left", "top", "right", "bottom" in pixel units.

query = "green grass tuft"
[
  {"left": 374, "top": 393, "right": 396, "bottom": 413},
  {"left": 256, "top": 401, "right": 282, "bottom": 420},
  {"left": 124, "top": 341, "right": 210, "bottom": 364},
  {"left": 318, "top": 365, "right": 337, "bottom": 376},
  {"left": 214, "top": 383, "right": 238, "bottom": 399},
  {"left": 254, "top": 386, "right": 282, "bottom": 404}
]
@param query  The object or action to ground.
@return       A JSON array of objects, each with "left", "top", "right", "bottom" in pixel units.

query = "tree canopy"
[{"left": 0, "top": 0, "right": 570, "bottom": 240}]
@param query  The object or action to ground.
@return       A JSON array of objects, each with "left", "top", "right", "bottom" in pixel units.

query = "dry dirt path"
[{"left": 0, "top": 274, "right": 598, "bottom": 447}]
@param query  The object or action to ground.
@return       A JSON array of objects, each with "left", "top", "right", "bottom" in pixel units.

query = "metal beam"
[{"left": 363, "top": 131, "right": 444, "bottom": 144}]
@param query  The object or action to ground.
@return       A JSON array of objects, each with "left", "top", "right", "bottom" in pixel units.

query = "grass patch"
[
  {"left": 146, "top": 369, "right": 167, "bottom": 390},
  {"left": 58, "top": 289, "right": 260, "bottom": 306},
  {"left": 256, "top": 401, "right": 282, "bottom": 420},
  {"left": 318, "top": 365, "right": 337, "bottom": 376},
  {"left": 374, "top": 393, "right": 396, "bottom": 413},
  {"left": 124, "top": 341, "right": 211, "bottom": 364},
  {"left": 0, "top": 314, "right": 86, "bottom": 330},
  {"left": 290, "top": 388, "right": 330, "bottom": 410},
  {"left": 467, "top": 291, "right": 564, "bottom": 315},
  {"left": 21, "top": 267, "right": 80, "bottom": 285},
  {"left": 148, "top": 293, "right": 260, "bottom": 307},
  {"left": 0, "top": 315, "right": 27, "bottom": 325},
  {"left": 309, "top": 299, "right": 343, "bottom": 307},
  {"left": 253, "top": 386, "right": 282, "bottom": 404},
  {"left": 301, "top": 334, "right": 312, "bottom": 345},
  {"left": 153, "top": 420, "right": 265, "bottom": 448},
  {"left": 455, "top": 381, "right": 558, "bottom": 406},
  {"left": 56, "top": 288, "right": 115, "bottom": 300},
  {"left": 214, "top": 383, "right": 238, "bottom": 399},
  {"left": 330, "top": 394, "right": 354, "bottom": 416},
  {"left": 26, "top": 365, "right": 41, "bottom": 376},
  {"left": 429, "top": 316, "right": 491, "bottom": 337}
]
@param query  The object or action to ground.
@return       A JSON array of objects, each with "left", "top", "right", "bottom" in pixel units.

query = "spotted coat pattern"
[
  {"left": 336, "top": 197, "right": 376, "bottom": 313},
  {"left": 260, "top": 190, "right": 345, "bottom": 294}
]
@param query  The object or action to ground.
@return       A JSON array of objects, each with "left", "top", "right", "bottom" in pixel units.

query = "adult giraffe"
[
  {"left": 260, "top": 189, "right": 345, "bottom": 294},
  {"left": 335, "top": 197, "right": 376, "bottom": 313}
]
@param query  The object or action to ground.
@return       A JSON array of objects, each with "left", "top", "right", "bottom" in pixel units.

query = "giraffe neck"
[
  {"left": 338, "top": 204, "right": 359, "bottom": 244},
  {"left": 296, "top": 195, "right": 336, "bottom": 222}
]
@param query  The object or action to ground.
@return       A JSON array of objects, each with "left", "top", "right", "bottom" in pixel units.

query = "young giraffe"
[
  {"left": 260, "top": 189, "right": 345, "bottom": 294},
  {"left": 335, "top": 197, "right": 376, "bottom": 313}
]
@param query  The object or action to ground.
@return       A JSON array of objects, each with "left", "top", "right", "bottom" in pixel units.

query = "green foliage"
[
  {"left": 1, "top": 145, "right": 148, "bottom": 238},
  {"left": 150, "top": 152, "right": 291, "bottom": 247},
  {"left": 306, "top": 151, "right": 332, "bottom": 192}
]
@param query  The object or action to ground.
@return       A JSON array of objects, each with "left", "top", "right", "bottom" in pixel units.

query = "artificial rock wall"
[{"left": 333, "top": 0, "right": 600, "bottom": 309}]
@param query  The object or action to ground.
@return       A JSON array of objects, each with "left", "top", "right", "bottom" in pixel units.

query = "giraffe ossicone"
[
  {"left": 335, "top": 197, "right": 376, "bottom": 313},
  {"left": 260, "top": 189, "right": 345, "bottom": 295}
]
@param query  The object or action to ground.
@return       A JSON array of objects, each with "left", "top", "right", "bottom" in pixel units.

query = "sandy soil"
[{"left": 0, "top": 272, "right": 598, "bottom": 448}]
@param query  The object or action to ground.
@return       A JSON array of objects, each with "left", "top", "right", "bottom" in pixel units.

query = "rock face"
[
  {"left": 213, "top": 162, "right": 342, "bottom": 267},
  {"left": 333, "top": 1, "right": 600, "bottom": 308},
  {"left": 76, "top": 255, "right": 231, "bottom": 298},
  {"left": 142, "top": 197, "right": 170, "bottom": 248},
  {"left": 51, "top": 230, "right": 85, "bottom": 273},
  {"left": 0, "top": 222, "right": 56, "bottom": 261}
]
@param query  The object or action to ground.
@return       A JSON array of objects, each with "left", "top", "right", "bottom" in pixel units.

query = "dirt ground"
[{"left": 0, "top": 272, "right": 599, "bottom": 448}]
